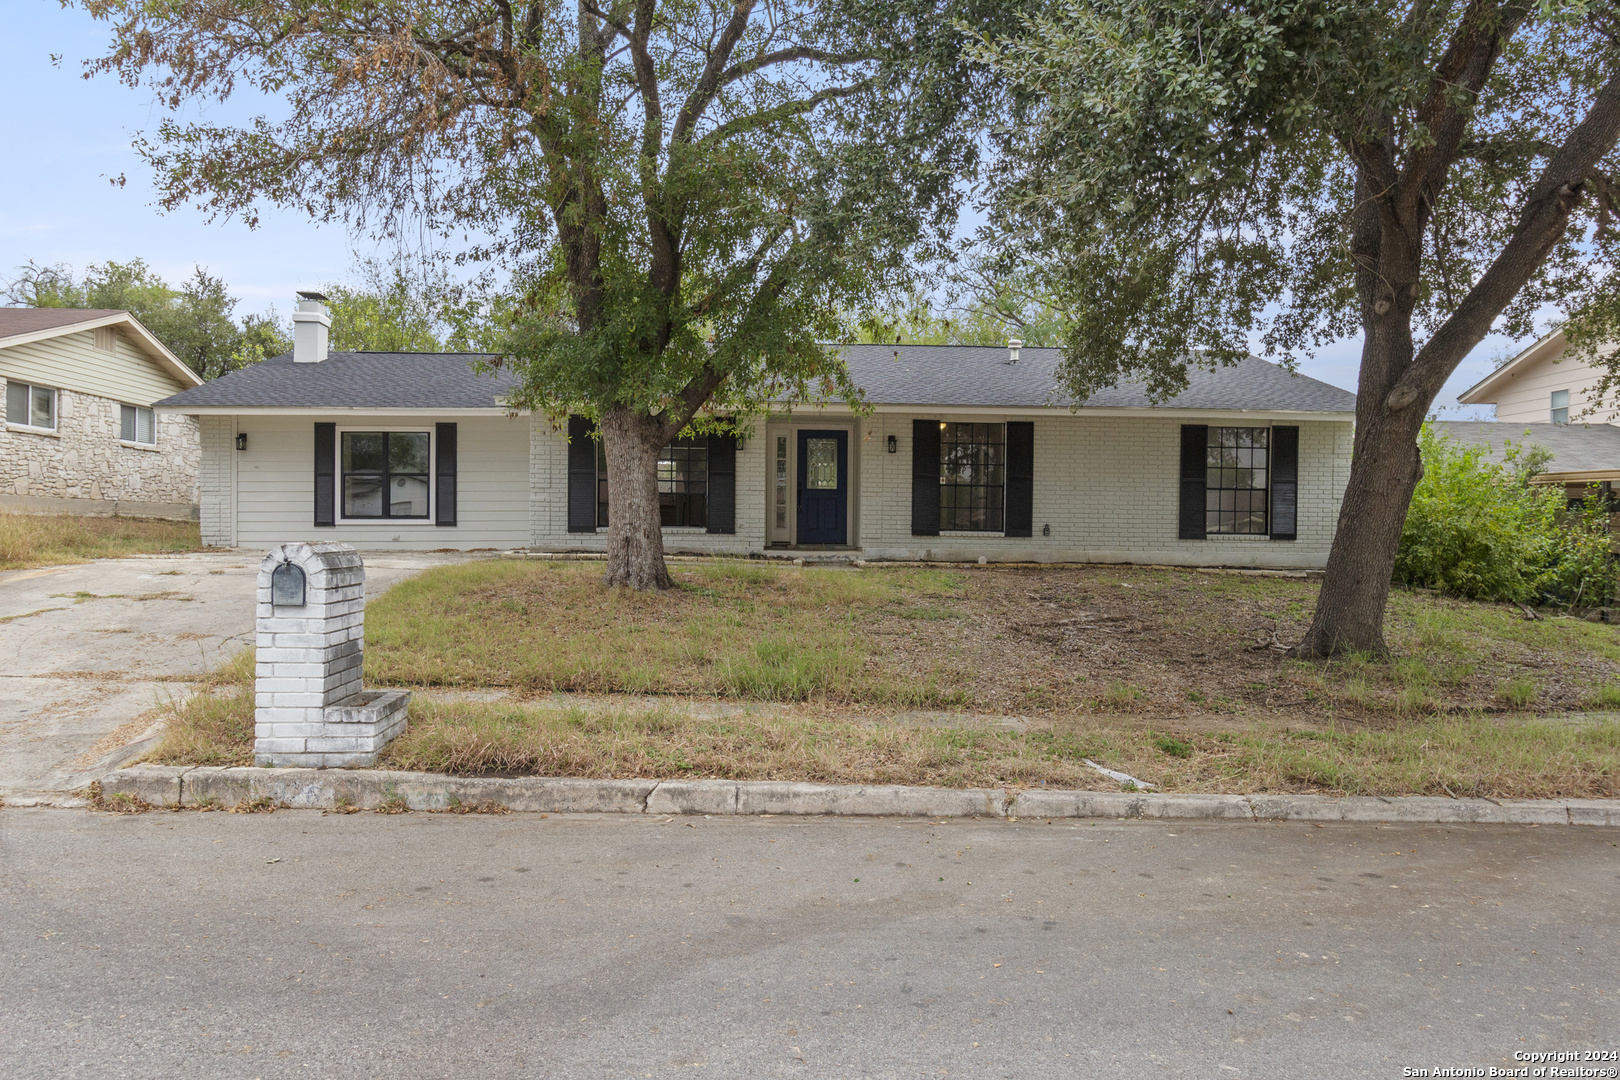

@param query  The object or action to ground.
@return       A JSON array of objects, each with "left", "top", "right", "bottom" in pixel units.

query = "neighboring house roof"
[
  {"left": 0, "top": 307, "right": 203, "bottom": 388},
  {"left": 1430, "top": 419, "right": 1620, "bottom": 482},
  {"left": 156, "top": 345, "right": 1356, "bottom": 416}
]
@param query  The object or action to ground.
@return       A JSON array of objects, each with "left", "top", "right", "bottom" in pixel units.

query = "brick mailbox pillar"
[{"left": 254, "top": 542, "right": 410, "bottom": 767}]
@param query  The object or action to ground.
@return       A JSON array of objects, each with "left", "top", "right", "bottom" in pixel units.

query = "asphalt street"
[{"left": 2, "top": 808, "right": 1616, "bottom": 1079}]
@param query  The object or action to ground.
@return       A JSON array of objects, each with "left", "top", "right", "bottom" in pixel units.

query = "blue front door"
[{"left": 797, "top": 430, "right": 847, "bottom": 545}]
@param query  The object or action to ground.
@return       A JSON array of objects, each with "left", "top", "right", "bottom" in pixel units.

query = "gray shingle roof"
[
  {"left": 0, "top": 308, "right": 128, "bottom": 338},
  {"left": 839, "top": 345, "right": 1356, "bottom": 411},
  {"left": 1430, "top": 420, "right": 1620, "bottom": 475},
  {"left": 156, "top": 351, "right": 517, "bottom": 409},
  {"left": 156, "top": 344, "right": 1357, "bottom": 414}
]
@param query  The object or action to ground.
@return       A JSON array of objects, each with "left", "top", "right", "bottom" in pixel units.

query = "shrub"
[{"left": 1395, "top": 426, "right": 1617, "bottom": 605}]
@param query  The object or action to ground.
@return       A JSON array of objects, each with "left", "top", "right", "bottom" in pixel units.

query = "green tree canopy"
[
  {"left": 4, "top": 258, "right": 289, "bottom": 378},
  {"left": 974, "top": 0, "right": 1620, "bottom": 653},
  {"left": 80, "top": 0, "right": 994, "bottom": 587}
]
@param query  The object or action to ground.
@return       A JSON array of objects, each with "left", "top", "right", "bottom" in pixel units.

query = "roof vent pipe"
[
  {"left": 292, "top": 291, "right": 331, "bottom": 364},
  {"left": 1006, "top": 337, "right": 1022, "bottom": 365}
]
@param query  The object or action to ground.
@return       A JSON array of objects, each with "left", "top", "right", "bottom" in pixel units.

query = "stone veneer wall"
[{"left": 0, "top": 381, "right": 200, "bottom": 515}]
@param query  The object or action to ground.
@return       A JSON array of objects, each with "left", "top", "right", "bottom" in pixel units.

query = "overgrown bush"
[{"left": 1394, "top": 426, "right": 1617, "bottom": 605}]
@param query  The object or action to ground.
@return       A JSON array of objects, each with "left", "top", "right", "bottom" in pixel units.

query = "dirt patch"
[{"left": 365, "top": 560, "right": 1620, "bottom": 723}]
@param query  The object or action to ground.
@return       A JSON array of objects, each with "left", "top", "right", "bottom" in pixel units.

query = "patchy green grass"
[
  {"left": 144, "top": 559, "right": 1620, "bottom": 799},
  {"left": 147, "top": 641, "right": 1620, "bottom": 799},
  {"left": 364, "top": 559, "right": 972, "bottom": 706},
  {"left": 143, "top": 649, "right": 254, "bottom": 767},
  {"left": 0, "top": 511, "right": 201, "bottom": 571},
  {"left": 376, "top": 698, "right": 1620, "bottom": 799},
  {"left": 360, "top": 560, "right": 1620, "bottom": 720}
]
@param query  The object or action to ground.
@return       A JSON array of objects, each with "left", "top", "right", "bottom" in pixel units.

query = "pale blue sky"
[{"left": 2, "top": 0, "right": 1517, "bottom": 414}]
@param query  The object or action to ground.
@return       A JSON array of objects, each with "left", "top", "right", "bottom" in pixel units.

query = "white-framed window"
[
  {"left": 5, "top": 381, "right": 57, "bottom": 430},
  {"left": 1551, "top": 389, "right": 1570, "bottom": 425},
  {"left": 339, "top": 429, "right": 432, "bottom": 521},
  {"left": 119, "top": 404, "right": 156, "bottom": 445}
]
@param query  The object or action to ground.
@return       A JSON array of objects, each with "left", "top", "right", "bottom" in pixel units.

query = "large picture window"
[
  {"left": 5, "top": 381, "right": 56, "bottom": 430},
  {"left": 1206, "top": 427, "right": 1269, "bottom": 534},
  {"left": 940, "top": 422, "right": 1005, "bottom": 532},
  {"left": 594, "top": 436, "right": 709, "bottom": 528},
  {"left": 341, "top": 431, "right": 430, "bottom": 519}
]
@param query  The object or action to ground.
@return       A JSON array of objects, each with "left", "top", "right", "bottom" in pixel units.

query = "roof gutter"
[{"left": 159, "top": 403, "right": 1356, "bottom": 422}]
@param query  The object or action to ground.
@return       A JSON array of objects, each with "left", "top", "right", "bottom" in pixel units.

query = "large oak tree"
[
  {"left": 975, "top": 0, "right": 1620, "bottom": 654},
  {"left": 80, "top": 0, "right": 983, "bottom": 587}
]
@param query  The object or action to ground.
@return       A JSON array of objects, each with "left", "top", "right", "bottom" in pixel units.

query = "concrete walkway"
[{"left": 0, "top": 550, "right": 471, "bottom": 802}]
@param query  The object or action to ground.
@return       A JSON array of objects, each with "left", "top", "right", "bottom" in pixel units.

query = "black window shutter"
[
  {"left": 911, "top": 419, "right": 941, "bottom": 537},
  {"left": 706, "top": 430, "right": 737, "bottom": 534},
  {"left": 1179, "top": 425, "right": 1207, "bottom": 540},
  {"left": 313, "top": 422, "right": 336, "bottom": 527},
  {"left": 1270, "top": 425, "right": 1299, "bottom": 540},
  {"left": 435, "top": 422, "right": 458, "bottom": 527},
  {"left": 566, "top": 415, "right": 598, "bottom": 533},
  {"left": 1004, "top": 421, "right": 1034, "bottom": 537}
]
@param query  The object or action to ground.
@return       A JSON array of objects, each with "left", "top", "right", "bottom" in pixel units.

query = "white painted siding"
[
  {"left": 0, "top": 328, "right": 189, "bottom": 405},
  {"left": 198, "top": 415, "right": 237, "bottom": 546},
  {"left": 849, "top": 413, "right": 1347, "bottom": 568},
  {"left": 1487, "top": 343, "right": 1617, "bottom": 426},
  {"left": 229, "top": 414, "right": 531, "bottom": 550},
  {"left": 526, "top": 410, "right": 1352, "bottom": 569}
]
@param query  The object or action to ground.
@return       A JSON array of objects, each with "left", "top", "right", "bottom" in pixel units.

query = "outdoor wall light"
[
  {"left": 1042, "top": 523, "right": 1051, "bottom": 537},
  {"left": 887, "top": 435, "right": 898, "bottom": 454},
  {"left": 236, "top": 432, "right": 248, "bottom": 451}
]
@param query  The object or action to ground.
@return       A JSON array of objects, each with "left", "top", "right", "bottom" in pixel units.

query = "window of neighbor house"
[
  {"left": 119, "top": 404, "right": 156, "bottom": 445},
  {"left": 1206, "top": 426, "right": 1270, "bottom": 535},
  {"left": 1551, "top": 389, "right": 1570, "bottom": 425},
  {"left": 341, "top": 431, "right": 430, "bottom": 519},
  {"left": 6, "top": 382, "right": 56, "bottom": 430},
  {"left": 594, "top": 436, "right": 710, "bottom": 528},
  {"left": 940, "top": 422, "right": 1005, "bottom": 532}
]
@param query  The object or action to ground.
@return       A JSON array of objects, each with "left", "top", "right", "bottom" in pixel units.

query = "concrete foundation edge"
[{"left": 86, "top": 766, "right": 1620, "bottom": 825}]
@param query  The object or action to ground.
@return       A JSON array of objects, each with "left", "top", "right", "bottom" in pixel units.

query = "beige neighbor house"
[
  {"left": 154, "top": 295, "right": 1357, "bottom": 566},
  {"left": 1, "top": 308, "right": 203, "bottom": 519},
  {"left": 1455, "top": 330, "right": 1620, "bottom": 501}
]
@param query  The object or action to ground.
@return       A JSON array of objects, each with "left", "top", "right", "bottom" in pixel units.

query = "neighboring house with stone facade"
[
  {"left": 154, "top": 295, "right": 1357, "bottom": 566},
  {"left": 1, "top": 308, "right": 203, "bottom": 519}
]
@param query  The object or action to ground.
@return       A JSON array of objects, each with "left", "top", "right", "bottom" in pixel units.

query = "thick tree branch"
[{"left": 1386, "top": 63, "right": 1620, "bottom": 411}]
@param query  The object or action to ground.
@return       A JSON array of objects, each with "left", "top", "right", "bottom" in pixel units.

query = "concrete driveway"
[{"left": 0, "top": 550, "right": 472, "bottom": 802}]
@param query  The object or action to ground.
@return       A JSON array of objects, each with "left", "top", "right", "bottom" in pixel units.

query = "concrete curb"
[{"left": 94, "top": 766, "right": 1620, "bottom": 825}]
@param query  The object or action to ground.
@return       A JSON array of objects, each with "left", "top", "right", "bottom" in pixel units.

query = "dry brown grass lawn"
[
  {"left": 0, "top": 511, "right": 201, "bottom": 571},
  {"left": 145, "top": 558, "right": 1620, "bottom": 798},
  {"left": 363, "top": 559, "right": 1620, "bottom": 721}
]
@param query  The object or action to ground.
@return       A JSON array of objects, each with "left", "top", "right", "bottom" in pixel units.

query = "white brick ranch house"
[{"left": 155, "top": 296, "right": 1356, "bottom": 566}]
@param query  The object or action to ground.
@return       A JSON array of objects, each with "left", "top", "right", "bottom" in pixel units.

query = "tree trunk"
[
  {"left": 600, "top": 405, "right": 674, "bottom": 590},
  {"left": 1294, "top": 336, "right": 1428, "bottom": 658}
]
